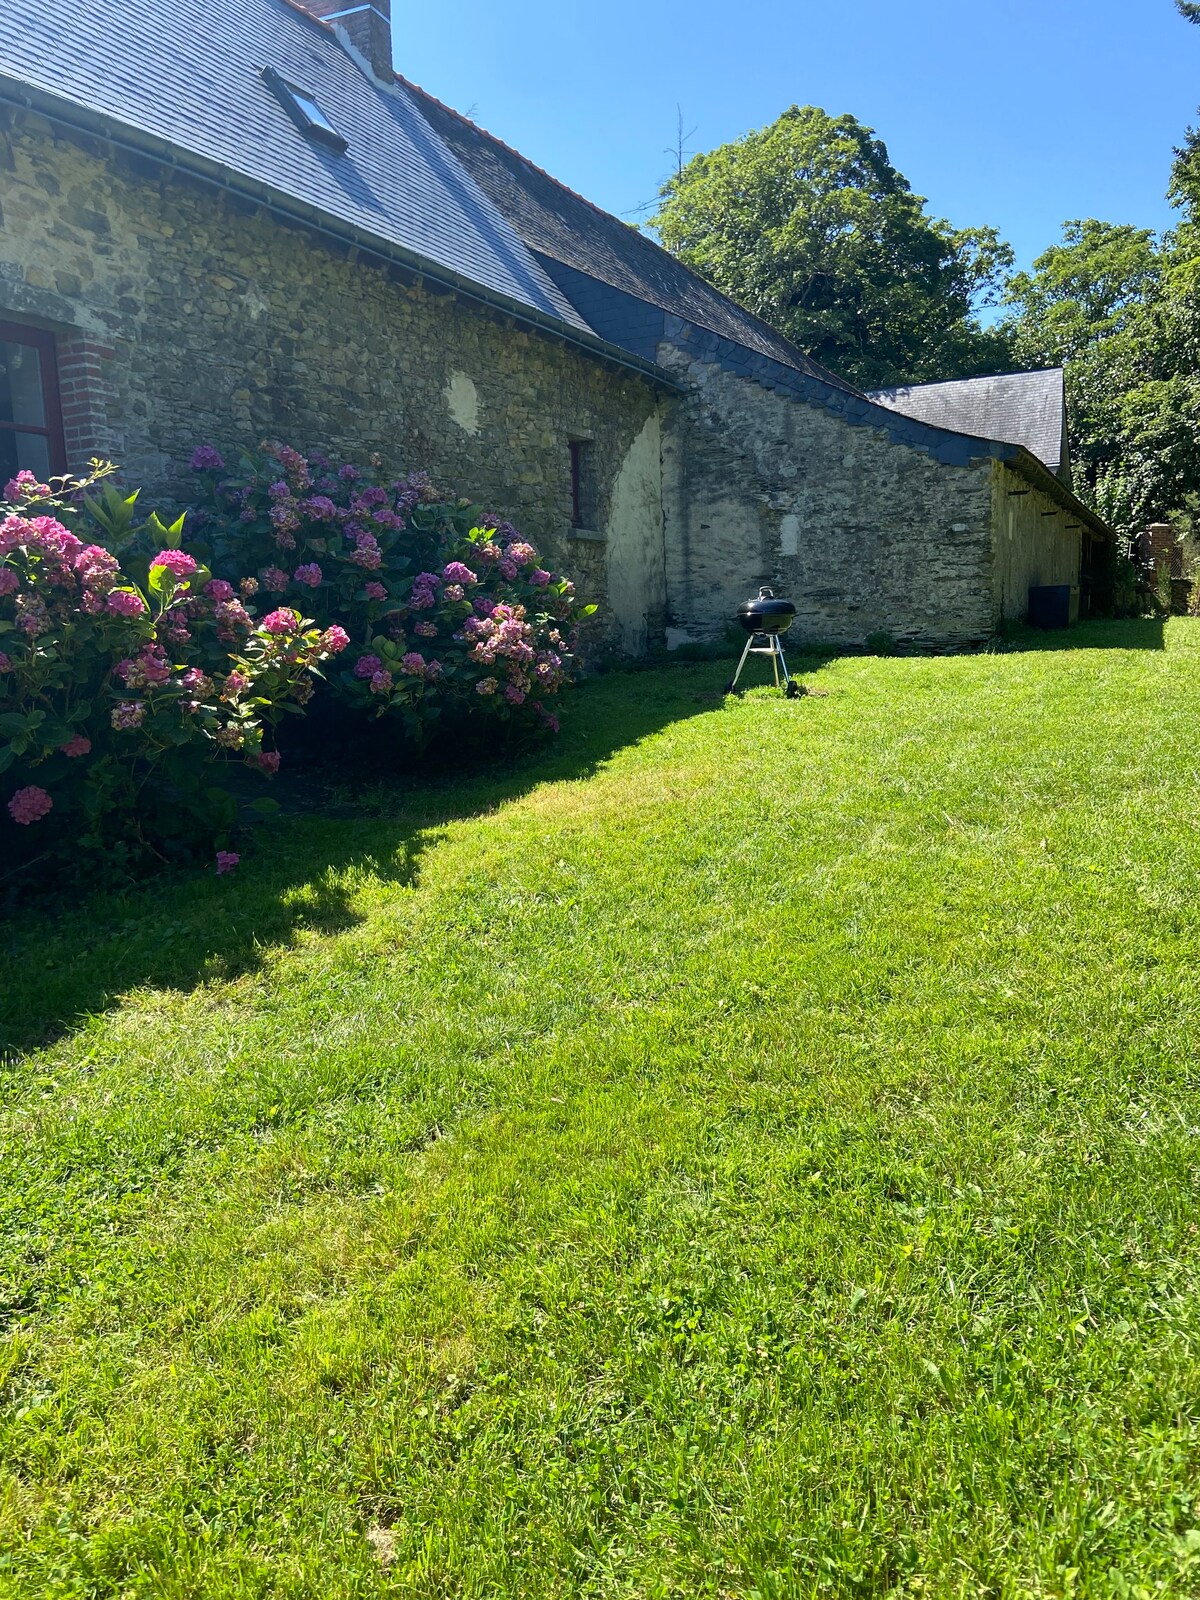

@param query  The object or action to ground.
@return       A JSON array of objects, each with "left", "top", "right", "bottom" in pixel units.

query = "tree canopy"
[
  {"left": 1000, "top": 221, "right": 1200, "bottom": 536},
  {"left": 649, "top": 105, "right": 1013, "bottom": 391}
]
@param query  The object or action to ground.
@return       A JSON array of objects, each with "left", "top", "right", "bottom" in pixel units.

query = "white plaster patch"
[
  {"left": 607, "top": 412, "right": 665, "bottom": 656},
  {"left": 445, "top": 370, "right": 479, "bottom": 435}
]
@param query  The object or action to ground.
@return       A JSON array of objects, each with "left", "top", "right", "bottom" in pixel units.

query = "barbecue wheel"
[{"left": 785, "top": 680, "right": 801, "bottom": 699}]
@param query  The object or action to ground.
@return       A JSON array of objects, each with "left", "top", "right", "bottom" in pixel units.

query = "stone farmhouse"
[{"left": 0, "top": 0, "right": 1110, "bottom": 653}]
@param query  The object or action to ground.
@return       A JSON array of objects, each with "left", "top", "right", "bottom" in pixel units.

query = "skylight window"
[{"left": 261, "top": 67, "right": 347, "bottom": 152}]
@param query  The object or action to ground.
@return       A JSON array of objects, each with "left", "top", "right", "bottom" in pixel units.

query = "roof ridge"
[
  {"left": 869, "top": 367, "right": 1064, "bottom": 396},
  {"left": 395, "top": 72, "right": 642, "bottom": 237},
  {"left": 397, "top": 72, "right": 862, "bottom": 397}
]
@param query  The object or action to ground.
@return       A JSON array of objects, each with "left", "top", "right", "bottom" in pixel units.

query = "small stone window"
[
  {"left": 569, "top": 438, "right": 597, "bottom": 530},
  {"left": 0, "top": 321, "right": 66, "bottom": 484},
  {"left": 262, "top": 68, "right": 348, "bottom": 151}
]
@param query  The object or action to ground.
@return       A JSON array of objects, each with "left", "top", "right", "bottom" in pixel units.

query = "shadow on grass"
[
  {"left": 0, "top": 663, "right": 729, "bottom": 1061},
  {"left": 995, "top": 617, "right": 1168, "bottom": 653}
]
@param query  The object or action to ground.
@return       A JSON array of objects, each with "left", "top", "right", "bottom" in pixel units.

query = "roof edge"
[
  {"left": 866, "top": 367, "right": 1065, "bottom": 400},
  {"left": 994, "top": 444, "right": 1111, "bottom": 538},
  {"left": 0, "top": 73, "right": 682, "bottom": 395}
]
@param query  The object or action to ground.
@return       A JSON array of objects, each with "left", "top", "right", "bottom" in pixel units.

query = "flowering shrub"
[
  {"left": 0, "top": 465, "right": 346, "bottom": 886},
  {"left": 192, "top": 443, "right": 594, "bottom": 742}
]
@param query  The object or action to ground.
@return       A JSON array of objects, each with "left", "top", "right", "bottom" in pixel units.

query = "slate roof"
[
  {"left": 867, "top": 369, "right": 1070, "bottom": 480},
  {"left": 403, "top": 80, "right": 863, "bottom": 397},
  {"left": 0, "top": 0, "right": 592, "bottom": 333}
]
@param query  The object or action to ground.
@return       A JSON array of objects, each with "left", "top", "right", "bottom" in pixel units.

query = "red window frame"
[{"left": 0, "top": 320, "right": 67, "bottom": 474}]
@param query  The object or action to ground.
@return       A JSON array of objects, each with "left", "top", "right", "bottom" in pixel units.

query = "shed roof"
[
  {"left": 867, "top": 369, "right": 1070, "bottom": 480},
  {"left": 0, "top": 0, "right": 591, "bottom": 333}
]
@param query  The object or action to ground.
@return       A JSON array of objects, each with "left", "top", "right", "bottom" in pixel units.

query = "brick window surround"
[{"left": 56, "top": 334, "right": 118, "bottom": 470}]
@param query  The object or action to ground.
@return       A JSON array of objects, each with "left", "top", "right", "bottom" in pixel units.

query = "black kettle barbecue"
[{"left": 725, "top": 586, "right": 801, "bottom": 697}]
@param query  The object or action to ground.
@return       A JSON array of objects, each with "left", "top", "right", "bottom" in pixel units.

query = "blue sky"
[{"left": 399, "top": 0, "right": 1198, "bottom": 279}]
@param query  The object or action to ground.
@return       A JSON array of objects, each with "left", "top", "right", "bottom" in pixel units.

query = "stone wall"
[
  {"left": 0, "top": 109, "right": 667, "bottom": 652},
  {"left": 988, "top": 462, "right": 1083, "bottom": 622},
  {"left": 658, "top": 338, "right": 996, "bottom": 650}
]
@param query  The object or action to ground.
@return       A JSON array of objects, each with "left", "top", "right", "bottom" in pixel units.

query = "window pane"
[
  {"left": 283, "top": 82, "right": 340, "bottom": 138},
  {"left": 0, "top": 430, "right": 51, "bottom": 484},
  {"left": 0, "top": 340, "right": 47, "bottom": 429}
]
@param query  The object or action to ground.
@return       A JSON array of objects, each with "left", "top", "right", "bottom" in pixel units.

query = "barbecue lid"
[{"left": 736, "top": 586, "right": 796, "bottom": 632}]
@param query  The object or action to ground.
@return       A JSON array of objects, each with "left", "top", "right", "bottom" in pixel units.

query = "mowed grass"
[{"left": 3, "top": 618, "right": 1200, "bottom": 1598}]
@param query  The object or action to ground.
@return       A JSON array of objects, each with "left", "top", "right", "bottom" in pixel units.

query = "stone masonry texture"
[
  {"left": 0, "top": 111, "right": 665, "bottom": 652},
  {"left": 658, "top": 341, "right": 999, "bottom": 650}
]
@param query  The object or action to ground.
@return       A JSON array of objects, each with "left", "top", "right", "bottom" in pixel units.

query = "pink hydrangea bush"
[
  {"left": 0, "top": 463, "right": 344, "bottom": 883},
  {"left": 196, "top": 442, "right": 594, "bottom": 743}
]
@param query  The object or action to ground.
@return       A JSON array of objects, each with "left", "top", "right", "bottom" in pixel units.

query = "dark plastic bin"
[{"left": 1028, "top": 584, "right": 1080, "bottom": 629}]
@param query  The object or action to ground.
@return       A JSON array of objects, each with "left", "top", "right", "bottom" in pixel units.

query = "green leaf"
[{"left": 147, "top": 509, "right": 187, "bottom": 549}]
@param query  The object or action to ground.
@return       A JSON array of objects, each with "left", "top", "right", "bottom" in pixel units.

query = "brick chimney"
[{"left": 300, "top": 0, "right": 392, "bottom": 80}]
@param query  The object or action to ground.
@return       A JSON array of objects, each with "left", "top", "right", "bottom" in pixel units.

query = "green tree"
[
  {"left": 649, "top": 105, "right": 1014, "bottom": 391},
  {"left": 1002, "top": 221, "right": 1200, "bottom": 538}
]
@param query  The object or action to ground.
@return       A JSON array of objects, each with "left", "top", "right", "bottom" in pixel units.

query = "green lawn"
[{"left": 3, "top": 618, "right": 1200, "bottom": 1597}]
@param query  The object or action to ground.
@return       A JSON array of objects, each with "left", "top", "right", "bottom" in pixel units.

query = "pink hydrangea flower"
[
  {"left": 261, "top": 566, "right": 290, "bottom": 593},
  {"left": 150, "top": 549, "right": 198, "bottom": 579},
  {"left": 364, "top": 581, "right": 388, "bottom": 601},
  {"left": 4, "top": 470, "right": 49, "bottom": 502},
  {"left": 414, "top": 620, "right": 437, "bottom": 638},
  {"left": 7, "top": 784, "right": 52, "bottom": 825},
  {"left": 205, "top": 578, "right": 235, "bottom": 601},
  {"left": 354, "top": 653, "right": 383, "bottom": 679},
  {"left": 261, "top": 607, "right": 299, "bottom": 635},
  {"left": 223, "top": 670, "right": 249, "bottom": 696},
  {"left": 216, "top": 850, "right": 240, "bottom": 874},
  {"left": 319, "top": 625, "right": 350, "bottom": 654},
  {"left": 255, "top": 751, "right": 282, "bottom": 775},
  {"left": 443, "top": 584, "right": 465, "bottom": 604},
  {"left": 0, "top": 568, "right": 18, "bottom": 596},
  {"left": 529, "top": 569, "right": 552, "bottom": 588},
  {"left": 347, "top": 536, "right": 382, "bottom": 570},
  {"left": 498, "top": 558, "right": 518, "bottom": 581},
  {"left": 107, "top": 589, "right": 147, "bottom": 617},
  {"left": 504, "top": 684, "right": 526, "bottom": 705},
  {"left": 508, "top": 542, "right": 538, "bottom": 566},
  {"left": 302, "top": 496, "right": 337, "bottom": 521},
  {"left": 400, "top": 651, "right": 426, "bottom": 676},
  {"left": 0, "top": 653, "right": 11, "bottom": 673},
  {"left": 369, "top": 669, "right": 393, "bottom": 695},
  {"left": 441, "top": 561, "right": 478, "bottom": 586},
  {"left": 111, "top": 701, "right": 146, "bottom": 730},
  {"left": 189, "top": 445, "right": 225, "bottom": 471},
  {"left": 60, "top": 735, "right": 92, "bottom": 758},
  {"left": 74, "top": 545, "right": 120, "bottom": 591},
  {"left": 293, "top": 563, "right": 322, "bottom": 587},
  {"left": 214, "top": 599, "right": 252, "bottom": 638},
  {"left": 475, "top": 676, "right": 498, "bottom": 696}
]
